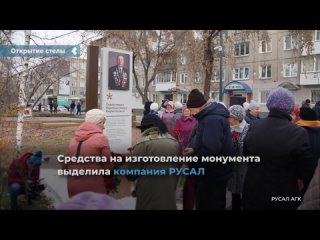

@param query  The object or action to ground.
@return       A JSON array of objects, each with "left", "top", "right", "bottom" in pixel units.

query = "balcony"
[
  {"left": 300, "top": 72, "right": 320, "bottom": 85},
  {"left": 302, "top": 41, "right": 320, "bottom": 56},
  {"left": 155, "top": 82, "right": 176, "bottom": 91}
]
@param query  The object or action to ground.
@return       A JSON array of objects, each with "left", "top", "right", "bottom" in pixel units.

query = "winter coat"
[
  {"left": 8, "top": 152, "right": 39, "bottom": 186},
  {"left": 227, "top": 121, "right": 250, "bottom": 194},
  {"left": 244, "top": 112, "right": 259, "bottom": 124},
  {"left": 70, "top": 102, "right": 76, "bottom": 109},
  {"left": 298, "top": 159, "right": 320, "bottom": 210},
  {"left": 76, "top": 103, "right": 81, "bottom": 110},
  {"left": 243, "top": 110, "right": 317, "bottom": 209},
  {"left": 296, "top": 120, "right": 320, "bottom": 168},
  {"left": 171, "top": 108, "right": 183, "bottom": 133},
  {"left": 312, "top": 101, "right": 320, "bottom": 120},
  {"left": 143, "top": 101, "right": 152, "bottom": 116},
  {"left": 64, "top": 122, "right": 113, "bottom": 197},
  {"left": 147, "top": 110, "right": 160, "bottom": 118},
  {"left": 161, "top": 110, "right": 174, "bottom": 134},
  {"left": 172, "top": 116, "right": 197, "bottom": 153},
  {"left": 126, "top": 127, "right": 179, "bottom": 210},
  {"left": 193, "top": 101, "right": 233, "bottom": 183}
]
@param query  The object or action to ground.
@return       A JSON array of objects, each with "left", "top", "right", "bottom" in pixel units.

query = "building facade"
[
  {"left": 148, "top": 30, "right": 320, "bottom": 113},
  {"left": 91, "top": 30, "right": 320, "bottom": 112}
]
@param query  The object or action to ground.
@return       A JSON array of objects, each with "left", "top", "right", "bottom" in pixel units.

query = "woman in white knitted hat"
[
  {"left": 244, "top": 100, "right": 260, "bottom": 124},
  {"left": 64, "top": 109, "right": 114, "bottom": 198}
]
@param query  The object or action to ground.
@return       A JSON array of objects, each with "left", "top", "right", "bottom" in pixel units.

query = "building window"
[
  {"left": 71, "top": 71, "right": 77, "bottom": 78},
  {"left": 284, "top": 63, "right": 298, "bottom": 77},
  {"left": 311, "top": 90, "right": 320, "bottom": 103},
  {"left": 180, "top": 73, "right": 188, "bottom": 84},
  {"left": 259, "top": 39, "right": 272, "bottom": 53},
  {"left": 172, "top": 71, "right": 177, "bottom": 82},
  {"left": 302, "top": 56, "right": 320, "bottom": 73},
  {"left": 46, "top": 89, "right": 53, "bottom": 95},
  {"left": 80, "top": 91, "right": 84, "bottom": 96},
  {"left": 71, "top": 90, "right": 77, "bottom": 96},
  {"left": 152, "top": 94, "right": 158, "bottom": 103},
  {"left": 211, "top": 69, "right": 225, "bottom": 82},
  {"left": 79, "top": 71, "right": 86, "bottom": 79},
  {"left": 79, "top": 81, "right": 85, "bottom": 88},
  {"left": 233, "top": 67, "right": 249, "bottom": 80},
  {"left": 156, "top": 71, "right": 176, "bottom": 83},
  {"left": 181, "top": 94, "right": 187, "bottom": 103},
  {"left": 210, "top": 91, "right": 219, "bottom": 102},
  {"left": 313, "top": 30, "right": 320, "bottom": 41},
  {"left": 259, "top": 64, "right": 272, "bottom": 79},
  {"left": 260, "top": 90, "right": 270, "bottom": 104},
  {"left": 180, "top": 56, "right": 187, "bottom": 65},
  {"left": 284, "top": 35, "right": 296, "bottom": 50},
  {"left": 194, "top": 72, "right": 200, "bottom": 83},
  {"left": 234, "top": 42, "right": 250, "bottom": 56}
]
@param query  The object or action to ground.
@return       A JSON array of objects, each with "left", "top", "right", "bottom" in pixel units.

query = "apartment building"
[
  {"left": 221, "top": 30, "right": 319, "bottom": 112},
  {"left": 91, "top": 30, "right": 320, "bottom": 111},
  {"left": 148, "top": 30, "right": 320, "bottom": 112}
]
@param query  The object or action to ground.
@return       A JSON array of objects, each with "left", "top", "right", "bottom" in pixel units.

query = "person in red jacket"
[{"left": 8, "top": 151, "right": 42, "bottom": 209}]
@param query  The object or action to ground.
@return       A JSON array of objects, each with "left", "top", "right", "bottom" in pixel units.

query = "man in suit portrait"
[{"left": 108, "top": 54, "right": 129, "bottom": 91}]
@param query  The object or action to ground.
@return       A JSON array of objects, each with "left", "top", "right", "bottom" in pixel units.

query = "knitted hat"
[
  {"left": 186, "top": 89, "right": 206, "bottom": 108},
  {"left": 248, "top": 100, "right": 259, "bottom": 111},
  {"left": 28, "top": 151, "right": 42, "bottom": 167},
  {"left": 57, "top": 192, "right": 125, "bottom": 210},
  {"left": 167, "top": 101, "right": 174, "bottom": 108},
  {"left": 174, "top": 101, "right": 183, "bottom": 110},
  {"left": 85, "top": 109, "right": 105, "bottom": 124},
  {"left": 229, "top": 105, "right": 246, "bottom": 121},
  {"left": 243, "top": 102, "right": 250, "bottom": 111},
  {"left": 300, "top": 107, "right": 317, "bottom": 121},
  {"left": 266, "top": 87, "right": 295, "bottom": 114},
  {"left": 150, "top": 102, "right": 159, "bottom": 111}
]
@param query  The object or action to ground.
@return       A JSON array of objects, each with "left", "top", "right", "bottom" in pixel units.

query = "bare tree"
[
  {"left": 25, "top": 58, "right": 72, "bottom": 108},
  {"left": 16, "top": 30, "right": 31, "bottom": 154},
  {"left": 202, "top": 30, "right": 220, "bottom": 99}
]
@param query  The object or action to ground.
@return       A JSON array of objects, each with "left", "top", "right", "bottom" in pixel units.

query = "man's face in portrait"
[{"left": 117, "top": 55, "right": 124, "bottom": 67}]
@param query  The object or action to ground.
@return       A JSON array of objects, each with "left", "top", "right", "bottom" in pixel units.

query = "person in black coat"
[
  {"left": 296, "top": 108, "right": 320, "bottom": 173},
  {"left": 184, "top": 89, "right": 233, "bottom": 210},
  {"left": 312, "top": 101, "right": 320, "bottom": 120},
  {"left": 70, "top": 101, "right": 76, "bottom": 115},
  {"left": 143, "top": 101, "right": 152, "bottom": 116},
  {"left": 243, "top": 87, "right": 316, "bottom": 210},
  {"left": 108, "top": 55, "right": 129, "bottom": 91},
  {"left": 76, "top": 102, "right": 81, "bottom": 115}
]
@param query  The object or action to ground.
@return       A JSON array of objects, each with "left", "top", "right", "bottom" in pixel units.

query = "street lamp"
[{"left": 214, "top": 31, "right": 224, "bottom": 102}]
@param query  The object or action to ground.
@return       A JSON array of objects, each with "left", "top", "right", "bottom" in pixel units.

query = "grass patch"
[{"left": 23, "top": 128, "right": 75, "bottom": 155}]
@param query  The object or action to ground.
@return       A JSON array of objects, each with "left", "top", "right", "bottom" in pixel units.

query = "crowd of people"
[{"left": 7, "top": 87, "right": 320, "bottom": 210}]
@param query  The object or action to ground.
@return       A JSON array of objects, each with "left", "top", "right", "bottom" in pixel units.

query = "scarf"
[{"left": 230, "top": 119, "right": 247, "bottom": 133}]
